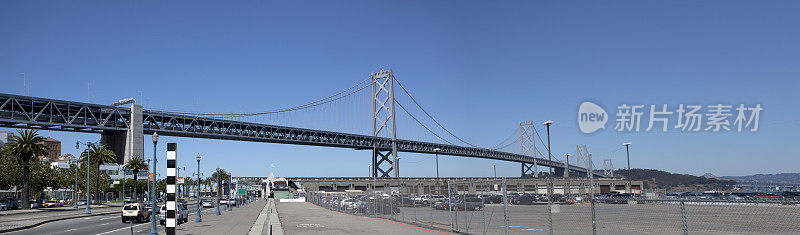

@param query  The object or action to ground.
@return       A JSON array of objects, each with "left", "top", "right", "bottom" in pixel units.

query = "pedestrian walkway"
[
  {"left": 276, "top": 201, "right": 450, "bottom": 235},
  {"left": 175, "top": 199, "right": 267, "bottom": 235}
]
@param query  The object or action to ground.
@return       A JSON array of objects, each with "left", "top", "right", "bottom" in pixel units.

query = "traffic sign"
[
  {"left": 178, "top": 177, "right": 184, "bottom": 184},
  {"left": 238, "top": 189, "right": 246, "bottom": 195}
]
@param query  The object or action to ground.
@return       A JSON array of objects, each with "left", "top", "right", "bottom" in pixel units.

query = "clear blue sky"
[{"left": 1, "top": 1, "right": 799, "bottom": 178}]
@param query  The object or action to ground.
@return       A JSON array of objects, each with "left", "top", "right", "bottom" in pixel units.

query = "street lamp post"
[
  {"left": 84, "top": 144, "right": 92, "bottom": 214},
  {"left": 149, "top": 132, "right": 159, "bottom": 235},
  {"left": 216, "top": 168, "right": 221, "bottom": 215},
  {"left": 121, "top": 167, "right": 126, "bottom": 205},
  {"left": 493, "top": 164, "right": 497, "bottom": 179},
  {"left": 71, "top": 152, "right": 78, "bottom": 208},
  {"left": 623, "top": 142, "right": 632, "bottom": 194},
  {"left": 196, "top": 155, "right": 202, "bottom": 223},
  {"left": 543, "top": 120, "right": 554, "bottom": 235},
  {"left": 227, "top": 174, "right": 232, "bottom": 211},
  {"left": 145, "top": 159, "right": 151, "bottom": 202}
]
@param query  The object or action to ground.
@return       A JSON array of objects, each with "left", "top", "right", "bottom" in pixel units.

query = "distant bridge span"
[{"left": 0, "top": 92, "right": 601, "bottom": 178}]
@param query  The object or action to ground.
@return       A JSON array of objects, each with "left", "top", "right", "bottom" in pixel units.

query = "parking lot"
[{"left": 328, "top": 200, "right": 800, "bottom": 234}]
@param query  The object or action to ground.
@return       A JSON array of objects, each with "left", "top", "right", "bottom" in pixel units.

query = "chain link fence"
[{"left": 306, "top": 178, "right": 800, "bottom": 234}]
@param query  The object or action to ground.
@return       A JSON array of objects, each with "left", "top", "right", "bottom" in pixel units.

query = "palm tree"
[
  {"left": 80, "top": 144, "right": 116, "bottom": 205},
  {"left": 2, "top": 130, "right": 49, "bottom": 209},
  {"left": 212, "top": 168, "right": 229, "bottom": 203},
  {"left": 123, "top": 156, "right": 148, "bottom": 202},
  {"left": 212, "top": 168, "right": 229, "bottom": 196}
]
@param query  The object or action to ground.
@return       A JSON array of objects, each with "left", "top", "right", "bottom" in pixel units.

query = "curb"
[
  {"left": 0, "top": 210, "right": 118, "bottom": 234},
  {"left": 248, "top": 199, "right": 270, "bottom": 235},
  {"left": 0, "top": 205, "right": 118, "bottom": 216}
]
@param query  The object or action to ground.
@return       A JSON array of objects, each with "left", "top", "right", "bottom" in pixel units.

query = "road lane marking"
[{"left": 95, "top": 223, "right": 149, "bottom": 235}]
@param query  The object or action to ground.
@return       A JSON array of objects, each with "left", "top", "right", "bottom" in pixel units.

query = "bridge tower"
[
  {"left": 603, "top": 159, "right": 614, "bottom": 177},
  {"left": 371, "top": 70, "right": 399, "bottom": 178},
  {"left": 575, "top": 145, "right": 590, "bottom": 177},
  {"left": 520, "top": 121, "right": 537, "bottom": 177}
]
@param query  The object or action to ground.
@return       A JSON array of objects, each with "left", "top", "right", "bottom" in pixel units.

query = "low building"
[
  {"left": 50, "top": 162, "right": 148, "bottom": 180},
  {"left": 38, "top": 137, "right": 61, "bottom": 162},
  {"left": 0, "top": 130, "right": 12, "bottom": 146}
]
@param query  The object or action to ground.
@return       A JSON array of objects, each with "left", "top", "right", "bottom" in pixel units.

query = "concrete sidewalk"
[
  {"left": 276, "top": 201, "right": 450, "bottom": 235},
  {"left": 174, "top": 199, "right": 267, "bottom": 235}
]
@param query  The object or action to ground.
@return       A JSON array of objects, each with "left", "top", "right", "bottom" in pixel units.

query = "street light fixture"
[
  {"left": 73, "top": 144, "right": 79, "bottom": 209},
  {"left": 83, "top": 143, "right": 91, "bottom": 215},
  {"left": 543, "top": 120, "right": 554, "bottom": 235},
  {"left": 623, "top": 142, "right": 632, "bottom": 193},
  {"left": 216, "top": 168, "right": 221, "bottom": 216},
  {"left": 228, "top": 174, "right": 232, "bottom": 211},
  {"left": 196, "top": 154, "right": 202, "bottom": 223},
  {"left": 149, "top": 132, "right": 158, "bottom": 235}
]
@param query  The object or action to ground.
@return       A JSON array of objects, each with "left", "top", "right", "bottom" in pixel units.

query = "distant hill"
[
  {"left": 615, "top": 169, "right": 736, "bottom": 191},
  {"left": 719, "top": 173, "right": 800, "bottom": 185}
]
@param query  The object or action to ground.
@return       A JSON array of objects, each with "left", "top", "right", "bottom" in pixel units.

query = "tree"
[
  {"left": 124, "top": 156, "right": 148, "bottom": 202},
  {"left": 1, "top": 130, "right": 49, "bottom": 209},
  {"left": 211, "top": 168, "right": 229, "bottom": 199},
  {"left": 79, "top": 144, "right": 116, "bottom": 205}
]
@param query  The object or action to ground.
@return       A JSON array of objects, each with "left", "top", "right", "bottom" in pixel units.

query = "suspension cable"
[
  {"left": 393, "top": 77, "right": 480, "bottom": 148},
  {"left": 148, "top": 77, "right": 371, "bottom": 117},
  {"left": 394, "top": 100, "right": 456, "bottom": 145}
]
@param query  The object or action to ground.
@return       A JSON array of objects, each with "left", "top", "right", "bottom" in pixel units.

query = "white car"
[
  {"left": 201, "top": 199, "right": 213, "bottom": 208},
  {"left": 339, "top": 198, "right": 358, "bottom": 209},
  {"left": 158, "top": 204, "right": 188, "bottom": 225}
]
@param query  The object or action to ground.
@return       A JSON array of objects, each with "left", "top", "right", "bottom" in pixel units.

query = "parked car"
[
  {"left": 123, "top": 197, "right": 135, "bottom": 203},
  {"left": 201, "top": 199, "right": 213, "bottom": 208},
  {"left": 121, "top": 203, "right": 152, "bottom": 223},
  {"left": 0, "top": 202, "right": 7, "bottom": 211},
  {"left": 452, "top": 197, "right": 485, "bottom": 211},
  {"left": 0, "top": 198, "right": 18, "bottom": 210},
  {"left": 511, "top": 194, "right": 538, "bottom": 205},
  {"left": 158, "top": 204, "right": 188, "bottom": 225},
  {"left": 483, "top": 195, "right": 505, "bottom": 204},
  {"left": 43, "top": 200, "right": 62, "bottom": 208},
  {"left": 432, "top": 200, "right": 450, "bottom": 210},
  {"left": 359, "top": 200, "right": 400, "bottom": 214},
  {"left": 339, "top": 198, "right": 359, "bottom": 210},
  {"left": 77, "top": 199, "right": 88, "bottom": 206},
  {"left": 391, "top": 196, "right": 417, "bottom": 207},
  {"left": 28, "top": 201, "right": 42, "bottom": 209},
  {"left": 177, "top": 198, "right": 187, "bottom": 208}
]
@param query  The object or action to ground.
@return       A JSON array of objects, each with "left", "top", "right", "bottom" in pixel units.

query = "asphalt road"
[{"left": 7, "top": 203, "right": 219, "bottom": 235}]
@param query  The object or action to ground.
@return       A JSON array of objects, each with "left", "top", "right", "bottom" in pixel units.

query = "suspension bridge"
[{"left": 0, "top": 70, "right": 604, "bottom": 178}]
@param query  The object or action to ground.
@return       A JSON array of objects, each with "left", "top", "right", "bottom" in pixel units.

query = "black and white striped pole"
[{"left": 166, "top": 143, "right": 178, "bottom": 235}]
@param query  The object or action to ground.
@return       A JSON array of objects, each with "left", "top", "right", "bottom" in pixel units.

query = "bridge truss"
[{"left": 0, "top": 90, "right": 600, "bottom": 177}]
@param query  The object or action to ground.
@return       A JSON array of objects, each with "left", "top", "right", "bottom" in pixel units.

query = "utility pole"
[
  {"left": 623, "top": 143, "right": 632, "bottom": 194},
  {"left": 543, "top": 120, "right": 554, "bottom": 235}
]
